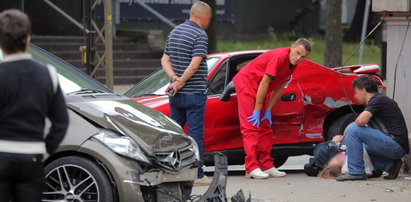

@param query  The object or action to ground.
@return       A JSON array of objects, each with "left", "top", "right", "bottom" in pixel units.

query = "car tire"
[
  {"left": 326, "top": 113, "right": 357, "bottom": 140},
  {"left": 43, "top": 156, "right": 115, "bottom": 202},
  {"left": 273, "top": 156, "right": 288, "bottom": 168}
]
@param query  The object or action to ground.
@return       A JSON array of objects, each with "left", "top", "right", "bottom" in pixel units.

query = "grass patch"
[{"left": 217, "top": 39, "right": 381, "bottom": 67}]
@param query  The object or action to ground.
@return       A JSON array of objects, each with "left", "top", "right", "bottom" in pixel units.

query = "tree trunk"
[
  {"left": 202, "top": 0, "right": 217, "bottom": 53},
  {"left": 324, "top": 0, "right": 342, "bottom": 68}
]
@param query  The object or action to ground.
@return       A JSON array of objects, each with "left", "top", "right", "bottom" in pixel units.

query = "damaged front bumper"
[
  {"left": 139, "top": 152, "right": 229, "bottom": 202},
  {"left": 79, "top": 139, "right": 229, "bottom": 201},
  {"left": 138, "top": 167, "right": 197, "bottom": 186}
]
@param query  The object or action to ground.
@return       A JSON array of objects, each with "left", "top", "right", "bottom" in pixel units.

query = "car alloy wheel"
[
  {"left": 42, "top": 156, "right": 114, "bottom": 202},
  {"left": 43, "top": 164, "right": 99, "bottom": 202}
]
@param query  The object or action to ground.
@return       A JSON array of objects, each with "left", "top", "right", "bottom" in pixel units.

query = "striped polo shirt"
[{"left": 164, "top": 20, "right": 208, "bottom": 94}]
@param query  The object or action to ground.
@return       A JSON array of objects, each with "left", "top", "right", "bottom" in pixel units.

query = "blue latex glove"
[
  {"left": 261, "top": 109, "right": 272, "bottom": 126},
  {"left": 247, "top": 109, "right": 261, "bottom": 127}
]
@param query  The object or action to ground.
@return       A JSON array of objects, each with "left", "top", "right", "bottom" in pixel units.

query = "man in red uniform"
[{"left": 233, "top": 38, "right": 311, "bottom": 179}]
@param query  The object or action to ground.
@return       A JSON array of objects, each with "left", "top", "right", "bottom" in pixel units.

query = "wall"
[
  {"left": 385, "top": 15, "right": 411, "bottom": 168},
  {"left": 1, "top": 0, "right": 321, "bottom": 38},
  {"left": 0, "top": 0, "right": 83, "bottom": 35}
]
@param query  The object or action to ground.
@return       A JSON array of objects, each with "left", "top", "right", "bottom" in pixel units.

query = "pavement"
[
  {"left": 193, "top": 156, "right": 411, "bottom": 202},
  {"left": 115, "top": 85, "right": 411, "bottom": 202}
]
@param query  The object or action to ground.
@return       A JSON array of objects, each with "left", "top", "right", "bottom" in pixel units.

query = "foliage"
[{"left": 217, "top": 38, "right": 381, "bottom": 67}]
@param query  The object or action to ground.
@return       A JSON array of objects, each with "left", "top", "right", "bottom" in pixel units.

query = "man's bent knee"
[{"left": 344, "top": 122, "right": 363, "bottom": 136}]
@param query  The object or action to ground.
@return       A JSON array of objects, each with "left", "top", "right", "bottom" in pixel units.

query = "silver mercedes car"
[{"left": 11, "top": 45, "right": 202, "bottom": 202}]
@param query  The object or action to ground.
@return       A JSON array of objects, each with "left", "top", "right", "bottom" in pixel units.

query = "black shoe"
[
  {"left": 336, "top": 173, "right": 367, "bottom": 181},
  {"left": 368, "top": 169, "right": 383, "bottom": 178},
  {"left": 384, "top": 159, "right": 402, "bottom": 180}
]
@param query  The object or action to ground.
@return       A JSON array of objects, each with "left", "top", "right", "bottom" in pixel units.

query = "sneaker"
[
  {"left": 384, "top": 159, "right": 402, "bottom": 180},
  {"left": 194, "top": 175, "right": 212, "bottom": 186},
  {"left": 336, "top": 173, "right": 367, "bottom": 181},
  {"left": 245, "top": 168, "right": 269, "bottom": 179},
  {"left": 263, "top": 167, "right": 287, "bottom": 177}
]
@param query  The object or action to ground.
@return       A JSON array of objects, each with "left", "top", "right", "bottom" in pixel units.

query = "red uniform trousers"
[{"left": 235, "top": 86, "right": 274, "bottom": 173}]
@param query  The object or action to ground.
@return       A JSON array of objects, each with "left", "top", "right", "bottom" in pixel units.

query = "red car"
[{"left": 125, "top": 50, "right": 385, "bottom": 167}]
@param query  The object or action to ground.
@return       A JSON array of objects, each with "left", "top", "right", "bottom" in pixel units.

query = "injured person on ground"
[{"left": 304, "top": 75, "right": 409, "bottom": 181}]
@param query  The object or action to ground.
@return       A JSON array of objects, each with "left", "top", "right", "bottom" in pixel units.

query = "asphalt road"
[{"left": 192, "top": 156, "right": 411, "bottom": 202}]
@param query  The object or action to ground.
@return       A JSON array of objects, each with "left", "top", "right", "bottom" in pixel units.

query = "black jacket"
[{"left": 0, "top": 53, "right": 69, "bottom": 154}]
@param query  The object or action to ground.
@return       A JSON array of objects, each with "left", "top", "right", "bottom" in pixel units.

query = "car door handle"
[{"left": 281, "top": 93, "right": 296, "bottom": 101}]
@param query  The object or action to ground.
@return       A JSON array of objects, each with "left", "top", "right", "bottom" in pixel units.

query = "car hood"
[{"left": 66, "top": 94, "right": 190, "bottom": 154}]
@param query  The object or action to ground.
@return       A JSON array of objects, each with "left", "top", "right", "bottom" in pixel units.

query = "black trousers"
[{"left": 0, "top": 153, "right": 44, "bottom": 202}]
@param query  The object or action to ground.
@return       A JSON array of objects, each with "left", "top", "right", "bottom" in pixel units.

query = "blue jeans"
[
  {"left": 169, "top": 93, "right": 207, "bottom": 178},
  {"left": 342, "top": 122, "right": 406, "bottom": 175}
]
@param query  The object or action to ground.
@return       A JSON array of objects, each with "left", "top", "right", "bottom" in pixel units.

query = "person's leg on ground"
[
  {"left": 0, "top": 153, "right": 14, "bottom": 202},
  {"left": 336, "top": 123, "right": 368, "bottom": 181},
  {"left": 184, "top": 94, "right": 211, "bottom": 186},
  {"left": 342, "top": 123, "right": 368, "bottom": 175},
  {"left": 338, "top": 123, "right": 405, "bottom": 181},
  {"left": 236, "top": 87, "right": 268, "bottom": 179},
  {"left": 258, "top": 121, "right": 286, "bottom": 177},
  {"left": 367, "top": 153, "right": 393, "bottom": 172},
  {"left": 12, "top": 154, "right": 44, "bottom": 202},
  {"left": 361, "top": 128, "right": 405, "bottom": 180},
  {"left": 256, "top": 122, "right": 273, "bottom": 171},
  {"left": 169, "top": 94, "right": 187, "bottom": 128},
  {"left": 361, "top": 129, "right": 405, "bottom": 160}
]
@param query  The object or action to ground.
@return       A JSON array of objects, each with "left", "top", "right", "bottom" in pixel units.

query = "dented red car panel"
[{"left": 127, "top": 50, "right": 384, "bottom": 154}]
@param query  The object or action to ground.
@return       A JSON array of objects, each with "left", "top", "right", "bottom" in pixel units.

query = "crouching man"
[{"left": 337, "top": 75, "right": 409, "bottom": 181}]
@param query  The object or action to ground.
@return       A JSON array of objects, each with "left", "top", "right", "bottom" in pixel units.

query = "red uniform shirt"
[{"left": 233, "top": 47, "right": 295, "bottom": 94}]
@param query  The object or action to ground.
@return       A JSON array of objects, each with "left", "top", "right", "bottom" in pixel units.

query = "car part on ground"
[{"left": 193, "top": 152, "right": 228, "bottom": 202}]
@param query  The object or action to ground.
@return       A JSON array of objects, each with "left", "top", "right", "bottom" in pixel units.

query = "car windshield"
[
  {"left": 125, "top": 57, "right": 220, "bottom": 97},
  {"left": 0, "top": 45, "right": 112, "bottom": 94},
  {"left": 31, "top": 45, "right": 112, "bottom": 94}
]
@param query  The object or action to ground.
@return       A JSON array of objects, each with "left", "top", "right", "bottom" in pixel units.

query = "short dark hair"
[
  {"left": 352, "top": 75, "right": 378, "bottom": 93},
  {"left": 294, "top": 38, "right": 311, "bottom": 52},
  {"left": 0, "top": 9, "right": 31, "bottom": 54}
]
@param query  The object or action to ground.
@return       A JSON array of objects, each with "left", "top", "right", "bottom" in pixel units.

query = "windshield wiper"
[{"left": 67, "top": 88, "right": 106, "bottom": 95}]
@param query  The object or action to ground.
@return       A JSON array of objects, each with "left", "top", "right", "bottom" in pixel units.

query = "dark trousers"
[
  {"left": 0, "top": 153, "right": 44, "bottom": 202},
  {"left": 169, "top": 93, "right": 207, "bottom": 178}
]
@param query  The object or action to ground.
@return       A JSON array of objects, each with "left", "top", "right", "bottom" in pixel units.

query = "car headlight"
[
  {"left": 93, "top": 130, "right": 151, "bottom": 164},
  {"left": 187, "top": 136, "right": 201, "bottom": 161}
]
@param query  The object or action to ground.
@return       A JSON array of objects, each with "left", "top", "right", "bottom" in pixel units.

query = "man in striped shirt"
[{"left": 161, "top": 2, "right": 212, "bottom": 186}]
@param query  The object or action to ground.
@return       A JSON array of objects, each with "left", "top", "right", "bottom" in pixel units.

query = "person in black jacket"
[{"left": 0, "top": 9, "right": 69, "bottom": 202}]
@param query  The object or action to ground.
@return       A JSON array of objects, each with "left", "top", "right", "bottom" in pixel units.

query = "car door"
[
  {"left": 203, "top": 59, "right": 243, "bottom": 152},
  {"left": 227, "top": 54, "right": 305, "bottom": 145},
  {"left": 269, "top": 75, "right": 305, "bottom": 144}
]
